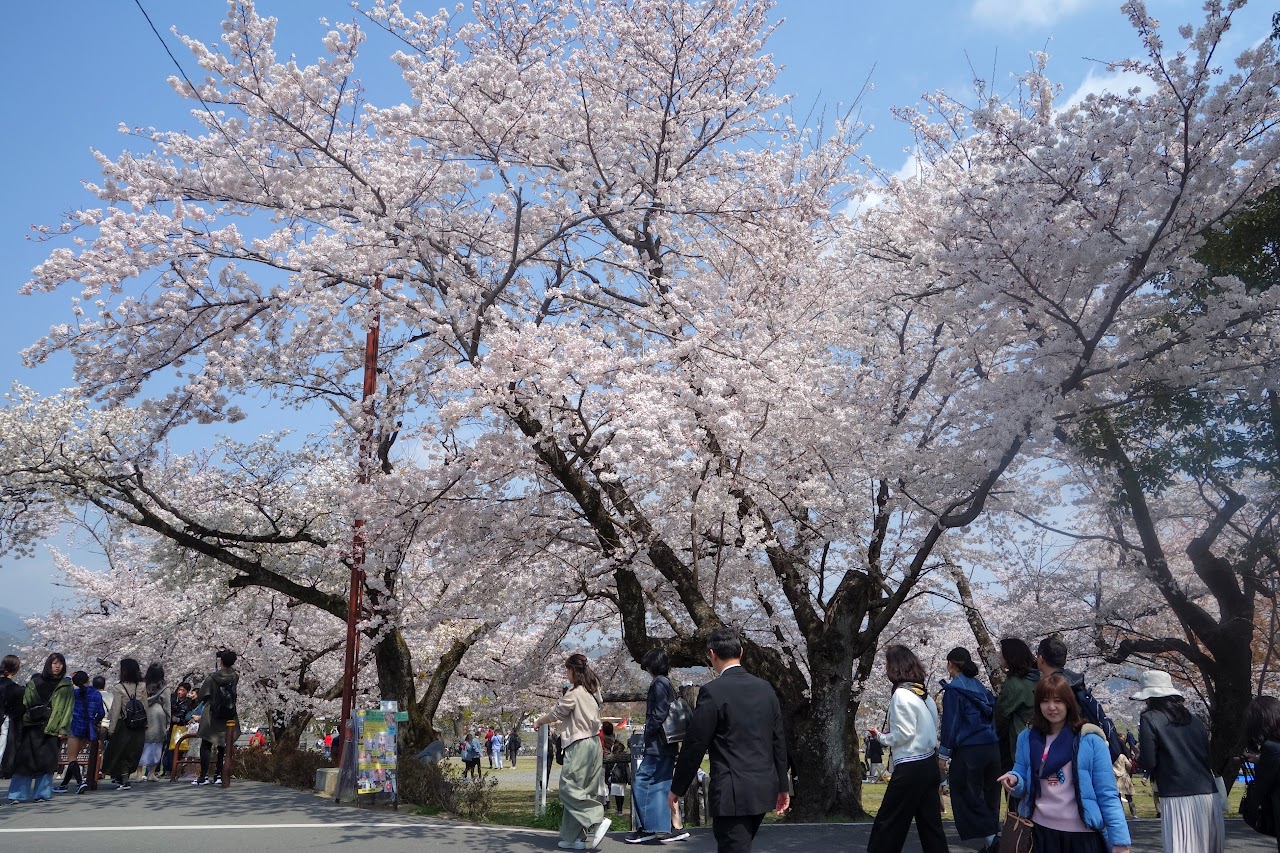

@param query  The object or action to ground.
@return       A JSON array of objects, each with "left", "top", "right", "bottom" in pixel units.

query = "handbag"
[
  {"left": 659, "top": 677, "right": 692, "bottom": 743},
  {"left": 998, "top": 811, "right": 1034, "bottom": 853}
]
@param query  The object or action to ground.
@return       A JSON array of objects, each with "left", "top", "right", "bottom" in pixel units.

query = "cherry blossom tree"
[{"left": 1, "top": 0, "right": 1277, "bottom": 819}]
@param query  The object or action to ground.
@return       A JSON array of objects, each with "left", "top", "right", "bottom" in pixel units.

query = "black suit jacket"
[{"left": 670, "top": 665, "right": 789, "bottom": 817}]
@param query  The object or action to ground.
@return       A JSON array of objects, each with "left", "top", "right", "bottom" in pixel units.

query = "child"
[{"left": 56, "top": 671, "right": 104, "bottom": 794}]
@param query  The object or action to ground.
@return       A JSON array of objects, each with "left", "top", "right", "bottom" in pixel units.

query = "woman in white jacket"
[{"left": 866, "top": 645, "right": 948, "bottom": 853}]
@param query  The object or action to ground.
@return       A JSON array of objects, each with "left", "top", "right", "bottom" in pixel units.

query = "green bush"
[
  {"left": 529, "top": 798, "right": 564, "bottom": 830},
  {"left": 398, "top": 756, "right": 498, "bottom": 821},
  {"left": 234, "top": 746, "right": 333, "bottom": 790}
]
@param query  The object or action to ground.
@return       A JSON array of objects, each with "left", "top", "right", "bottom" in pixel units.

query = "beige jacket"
[
  {"left": 548, "top": 686, "right": 602, "bottom": 748},
  {"left": 105, "top": 681, "right": 145, "bottom": 735}
]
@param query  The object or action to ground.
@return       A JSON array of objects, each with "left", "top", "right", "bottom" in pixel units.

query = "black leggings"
[{"left": 199, "top": 740, "right": 226, "bottom": 780}]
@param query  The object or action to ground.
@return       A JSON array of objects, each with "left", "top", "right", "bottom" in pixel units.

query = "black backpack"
[
  {"left": 211, "top": 681, "right": 237, "bottom": 723},
  {"left": 1071, "top": 680, "right": 1126, "bottom": 762},
  {"left": 121, "top": 687, "right": 148, "bottom": 732}
]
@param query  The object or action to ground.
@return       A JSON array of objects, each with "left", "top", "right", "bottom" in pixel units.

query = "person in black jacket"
[
  {"left": 0, "top": 655, "right": 24, "bottom": 779},
  {"left": 1245, "top": 696, "right": 1280, "bottom": 851},
  {"left": 1134, "top": 669, "right": 1222, "bottom": 853},
  {"left": 626, "top": 648, "right": 683, "bottom": 845},
  {"left": 669, "top": 628, "right": 789, "bottom": 853}
]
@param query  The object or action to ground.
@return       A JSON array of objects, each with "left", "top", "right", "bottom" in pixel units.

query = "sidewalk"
[{"left": 0, "top": 779, "right": 1269, "bottom": 852}]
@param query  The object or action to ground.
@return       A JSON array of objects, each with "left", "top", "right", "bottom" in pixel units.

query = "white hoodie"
[{"left": 877, "top": 685, "right": 940, "bottom": 766}]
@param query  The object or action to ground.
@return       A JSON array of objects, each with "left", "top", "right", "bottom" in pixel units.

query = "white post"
[{"left": 534, "top": 724, "right": 549, "bottom": 817}]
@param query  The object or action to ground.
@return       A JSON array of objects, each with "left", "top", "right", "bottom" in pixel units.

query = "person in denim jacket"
[{"left": 999, "top": 673, "right": 1131, "bottom": 853}]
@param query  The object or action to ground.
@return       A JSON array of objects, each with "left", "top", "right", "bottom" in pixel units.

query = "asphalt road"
[{"left": 0, "top": 780, "right": 1272, "bottom": 852}]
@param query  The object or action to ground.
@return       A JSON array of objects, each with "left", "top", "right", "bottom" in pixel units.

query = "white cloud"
[
  {"left": 971, "top": 0, "right": 1097, "bottom": 29},
  {"left": 1059, "top": 65, "right": 1158, "bottom": 111}
]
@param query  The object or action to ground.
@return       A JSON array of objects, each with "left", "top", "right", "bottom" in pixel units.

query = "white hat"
[{"left": 1131, "top": 670, "right": 1183, "bottom": 701}]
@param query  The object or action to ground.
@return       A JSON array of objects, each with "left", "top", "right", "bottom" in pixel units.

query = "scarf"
[
  {"left": 1028, "top": 725, "right": 1076, "bottom": 804},
  {"left": 893, "top": 681, "right": 928, "bottom": 699}
]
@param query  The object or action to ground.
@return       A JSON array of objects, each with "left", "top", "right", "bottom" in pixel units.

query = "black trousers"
[
  {"left": 712, "top": 813, "right": 764, "bottom": 853},
  {"left": 867, "top": 755, "right": 949, "bottom": 853},
  {"left": 198, "top": 740, "right": 225, "bottom": 780},
  {"left": 950, "top": 741, "right": 1002, "bottom": 840}
]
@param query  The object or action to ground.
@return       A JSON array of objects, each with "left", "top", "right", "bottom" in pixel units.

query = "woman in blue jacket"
[
  {"left": 998, "top": 673, "right": 1131, "bottom": 853},
  {"left": 939, "top": 647, "right": 1002, "bottom": 851}
]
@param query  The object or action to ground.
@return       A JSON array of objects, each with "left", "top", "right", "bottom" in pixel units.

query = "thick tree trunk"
[
  {"left": 267, "top": 709, "right": 314, "bottom": 751},
  {"left": 373, "top": 627, "right": 435, "bottom": 749}
]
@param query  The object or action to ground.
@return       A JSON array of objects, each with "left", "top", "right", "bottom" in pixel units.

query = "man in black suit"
[{"left": 669, "top": 628, "right": 790, "bottom": 853}]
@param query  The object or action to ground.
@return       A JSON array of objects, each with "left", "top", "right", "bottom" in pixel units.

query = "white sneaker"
[
  {"left": 557, "top": 842, "right": 586, "bottom": 851},
  {"left": 589, "top": 817, "right": 612, "bottom": 850}
]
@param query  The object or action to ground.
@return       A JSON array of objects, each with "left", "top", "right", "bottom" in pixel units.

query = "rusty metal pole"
[{"left": 337, "top": 277, "right": 382, "bottom": 789}]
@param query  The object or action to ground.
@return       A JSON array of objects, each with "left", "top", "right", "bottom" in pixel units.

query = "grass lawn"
[{"left": 417, "top": 759, "right": 1247, "bottom": 827}]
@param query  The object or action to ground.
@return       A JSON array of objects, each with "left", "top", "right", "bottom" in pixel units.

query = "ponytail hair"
[
  {"left": 947, "top": 647, "right": 980, "bottom": 679},
  {"left": 564, "top": 653, "right": 600, "bottom": 695}
]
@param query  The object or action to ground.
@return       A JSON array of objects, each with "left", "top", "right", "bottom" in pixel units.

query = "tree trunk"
[{"left": 268, "top": 709, "right": 313, "bottom": 751}]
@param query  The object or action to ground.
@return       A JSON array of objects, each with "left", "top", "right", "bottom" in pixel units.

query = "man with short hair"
[
  {"left": 192, "top": 650, "right": 239, "bottom": 786},
  {"left": 669, "top": 628, "right": 790, "bottom": 853},
  {"left": 1035, "top": 635, "right": 1126, "bottom": 761}
]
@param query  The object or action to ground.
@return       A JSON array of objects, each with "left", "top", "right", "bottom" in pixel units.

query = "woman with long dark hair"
[
  {"left": 139, "top": 663, "right": 170, "bottom": 782},
  {"left": 1132, "top": 670, "right": 1221, "bottom": 853},
  {"left": 5, "top": 653, "right": 73, "bottom": 804},
  {"left": 867, "top": 644, "right": 948, "bottom": 853},
  {"left": 100, "top": 658, "right": 146, "bottom": 790},
  {"left": 533, "top": 653, "right": 611, "bottom": 851},
  {"left": 1244, "top": 696, "right": 1280, "bottom": 851},
  {"left": 627, "top": 647, "right": 684, "bottom": 844},
  {"left": 998, "top": 673, "right": 1131, "bottom": 853},
  {"left": 995, "top": 638, "right": 1037, "bottom": 776}
]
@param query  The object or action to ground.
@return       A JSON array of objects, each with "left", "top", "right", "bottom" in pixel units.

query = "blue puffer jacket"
[
  {"left": 1007, "top": 724, "right": 1132, "bottom": 848},
  {"left": 69, "top": 685, "right": 106, "bottom": 742},
  {"left": 939, "top": 673, "right": 998, "bottom": 758}
]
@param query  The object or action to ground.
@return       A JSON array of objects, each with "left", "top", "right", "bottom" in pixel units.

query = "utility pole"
[{"left": 337, "top": 276, "right": 382, "bottom": 795}]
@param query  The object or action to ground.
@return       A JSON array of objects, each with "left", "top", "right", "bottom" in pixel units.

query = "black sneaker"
[
  {"left": 625, "top": 831, "right": 659, "bottom": 844},
  {"left": 115, "top": 782, "right": 131, "bottom": 791},
  {"left": 212, "top": 776, "right": 222, "bottom": 785},
  {"left": 192, "top": 777, "right": 210, "bottom": 786},
  {"left": 660, "top": 830, "right": 690, "bottom": 843},
  {"left": 76, "top": 783, "right": 89, "bottom": 795},
  {"left": 51, "top": 785, "right": 68, "bottom": 794}
]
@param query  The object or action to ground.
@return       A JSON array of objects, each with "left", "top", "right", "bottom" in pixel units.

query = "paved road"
[{"left": 0, "top": 780, "right": 1271, "bottom": 851}]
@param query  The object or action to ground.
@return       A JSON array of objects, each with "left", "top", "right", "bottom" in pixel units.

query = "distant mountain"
[{"left": 0, "top": 606, "right": 29, "bottom": 653}]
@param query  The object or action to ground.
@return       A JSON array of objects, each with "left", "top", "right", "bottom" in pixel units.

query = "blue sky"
[{"left": 1, "top": 0, "right": 1275, "bottom": 617}]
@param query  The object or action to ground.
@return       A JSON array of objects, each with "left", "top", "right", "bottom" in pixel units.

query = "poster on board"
[{"left": 356, "top": 705, "right": 398, "bottom": 796}]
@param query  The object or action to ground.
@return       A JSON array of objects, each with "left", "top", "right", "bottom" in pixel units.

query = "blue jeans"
[
  {"left": 633, "top": 751, "right": 675, "bottom": 833},
  {"left": 7, "top": 773, "right": 54, "bottom": 802}
]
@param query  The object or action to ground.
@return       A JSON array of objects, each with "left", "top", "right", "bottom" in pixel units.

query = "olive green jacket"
[
  {"left": 994, "top": 672, "right": 1035, "bottom": 768},
  {"left": 23, "top": 674, "right": 74, "bottom": 737}
]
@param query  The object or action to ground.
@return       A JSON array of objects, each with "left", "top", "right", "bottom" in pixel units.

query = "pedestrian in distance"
[
  {"left": 866, "top": 644, "right": 948, "bottom": 853},
  {"left": 5, "top": 653, "right": 73, "bottom": 804},
  {"left": 139, "top": 663, "right": 171, "bottom": 782},
  {"left": 1114, "top": 751, "right": 1137, "bottom": 818},
  {"left": 55, "top": 670, "right": 104, "bottom": 793},
  {"left": 492, "top": 729, "right": 505, "bottom": 769},
  {"left": 0, "top": 655, "right": 24, "bottom": 780},
  {"left": 627, "top": 647, "right": 686, "bottom": 845},
  {"left": 938, "top": 646, "right": 1002, "bottom": 853},
  {"left": 165, "top": 682, "right": 193, "bottom": 776},
  {"left": 997, "top": 672, "right": 1131, "bottom": 853},
  {"left": 1243, "top": 696, "right": 1280, "bottom": 849},
  {"left": 1132, "top": 670, "right": 1223, "bottom": 853},
  {"left": 101, "top": 657, "right": 147, "bottom": 790},
  {"left": 599, "top": 720, "right": 629, "bottom": 817},
  {"left": 534, "top": 652, "right": 612, "bottom": 852},
  {"left": 994, "top": 637, "right": 1038, "bottom": 797},
  {"left": 508, "top": 726, "right": 522, "bottom": 768},
  {"left": 192, "top": 649, "right": 239, "bottom": 786},
  {"left": 865, "top": 732, "right": 885, "bottom": 783},
  {"left": 669, "top": 628, "right": 789, "bottom": 853}
]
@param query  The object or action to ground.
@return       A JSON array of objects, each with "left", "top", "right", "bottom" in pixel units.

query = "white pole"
[{"left": 535, "top": 724, "right": 549, "bottom": 817}]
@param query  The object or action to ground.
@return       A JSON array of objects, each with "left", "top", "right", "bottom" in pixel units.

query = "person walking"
[
  {"left": 508, "top": 727, "right": 522, "bottom": 768},
  {"left": 1114, "top": 751, "right": 1137, "bottom": 818},
  {"left": 533, "top": 653, "right": 612, "bottom": 852},
  {"left": 1244, "top": 696, "right": 1280, "bottom": 849},
  {"left": 997, "top": 673, "right": 1131, "bottom": 853},
  {"left": 55, "top": 671, "right": 105, "bottom": 793},
  {"left": 5, "top": 653, "right": 73, "bottom": 804},
  {"left": 101, "top": 658, "right": 147, "bottom": 790},
  {"left": 995, "top": 638, "right": 1037, "bottom": 784},
  {"left": 139, "top": 663, "right": 171, "bottom": 782},
  {"left": 461, "top": 731, "right": 483, "bottom": 779},
  {"left": 491, "top": 730, "right": 505, "bottom": 770},
  {"left": 1133, "top": 670, "right": 1222, "bottom": 853},
  {"left": 865, "top": 734, "right": 885, "bottom": 782},
  {"left": 193, "top": 649, "right": 239, "bottom": 786},
  {"left": 669, "top": 628, "right": 790, "bottom": 853},
  {"left": 939, "top": 647, "right": 1002, "bottom": 853},
  {"left": 600, "top": 721, "right": 629, "bottom": 817},
  {"left": 0, "top": 655, "right": 23, "bottom": 780},
  {"left": 866, "top": 644, "right": 947, "bottom": 853},
  {"left": 627, "top": 647, "right": 684, "bottom": 845}
]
